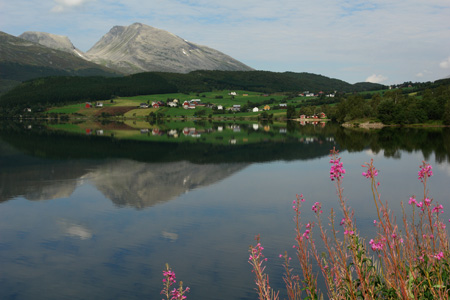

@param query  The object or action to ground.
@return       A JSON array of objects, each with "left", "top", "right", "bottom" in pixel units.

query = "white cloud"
[
  {"left": 366, "top": 74, "right": 388, "bottom": 83},
  {"left": 440, "top": 57, "right": 450, "bottom": 69},
  {"left": 51, "top": 0, "right": 91, "bottom": 12}
]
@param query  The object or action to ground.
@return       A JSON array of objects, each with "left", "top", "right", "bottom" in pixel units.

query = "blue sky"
[{"left": 1, "top": 0, "right": 450, "bottom": 84}]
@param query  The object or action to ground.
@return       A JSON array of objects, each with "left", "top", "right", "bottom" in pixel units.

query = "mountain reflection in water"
[
  {"left": 89, "top": 160, "right": 248, "bottom": 208},
  {"left": 0, "top": 153, "right": 248, "bottom": 208}
]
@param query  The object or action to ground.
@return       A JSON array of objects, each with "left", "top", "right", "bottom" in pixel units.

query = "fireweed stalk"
[
  {"left": 249, "top": 148, "right": 450, "bottom": 300},
  {"left": 161, "top": 263, "right": 190, "bottom": 300}
]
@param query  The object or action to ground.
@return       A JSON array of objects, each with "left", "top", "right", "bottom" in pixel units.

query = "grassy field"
[{"left": 45, "top": 90, "right": 313, "bottom": 119}]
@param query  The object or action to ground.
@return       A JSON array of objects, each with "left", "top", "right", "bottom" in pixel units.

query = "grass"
[{"left": 44, "top": 90, "right": 306, "bottom": 120}]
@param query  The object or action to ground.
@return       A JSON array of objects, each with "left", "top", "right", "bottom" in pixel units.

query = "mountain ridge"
[
  {"left": 0, "top": 31, "right": 120, "bottom": 94},
  {"left": 85, "top": 23, "right": 254, "bottom": 74},
  {"left": 19, "top": 31, "right": 87, "bottom": 59}
]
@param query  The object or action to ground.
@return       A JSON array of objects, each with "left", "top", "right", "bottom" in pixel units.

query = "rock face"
[
  {"left": 0, "top": 31, "right": 119, "bottom": 82},
  {"left": 86, "top": 23, "right": 253, "bottom": 74},
  {"left": 19, "top": 31, "right": 87, "bottom": 59}
]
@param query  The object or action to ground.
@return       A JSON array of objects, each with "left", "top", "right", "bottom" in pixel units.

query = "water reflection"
[
  {"left": 89, "top": 160, "right": 248, "bottom": 209},
  {"left": 0, "top": 149, "right": 248, "bottom": 208},
  {"left": 2, "top": 121, "right": 450, "bottom": 300}
]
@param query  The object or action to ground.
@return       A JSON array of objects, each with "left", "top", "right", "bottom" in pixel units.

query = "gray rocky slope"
[
  {"left": 19, "top": 31, "right": 88, "bottom": 60},
  {"left": 85, "top": 22, "right": 253, "bottom": 74}
]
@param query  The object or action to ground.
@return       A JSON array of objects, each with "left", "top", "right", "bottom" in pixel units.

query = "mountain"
[
  {"left": 86, "top": 23, "right": 254, "bottom": 74},
  {"left": 0, "top": 31, "right": 120, "bottom": 94},
  {"left": 19, "top": 31, "right": 87, "bottom": 59}
]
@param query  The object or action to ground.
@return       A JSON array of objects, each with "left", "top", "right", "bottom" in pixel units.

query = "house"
[
  {"left": 152, "top": 128, "right": 163, "bottom": 136},
  {"left": 152, "top": 102, "right": 160, "bottom": 108},
  {"left": 252, "top": 107, "right": 259, "bottom": 112},
  {"left": 140, "top": 129, "right": 149, "bottom": 134},
  {"left": 96, "top": 102, "right": 103, "bottom": 108},
  {"left": 300, "top": 114, "right": 306, "bottom": 119},
  {"left": 231, "top": 104, "right": 241, "bottom": 112},
  {"left": 217, "top": 105, "right": 223, "bottom": 110},
  {"left": 168, "top": 101, "right": 177, "bottom": 107},
  {"left": 140, "top": 103, "right": 149, "bottom": 108},
  {"left": 229, "top": 92, "right": 237, "bottom": 96},
  {"left": 263, "top": 105, "right": 271, "bottom": 111},
  {"left": 85, "top": 102, "right": 92, "bottom": 108},
  {"left": 320, "top": 112, "right": 327, "bottom": 119},
  {"left": 279, "top": 103, "right": 287, "bottom": 109}
]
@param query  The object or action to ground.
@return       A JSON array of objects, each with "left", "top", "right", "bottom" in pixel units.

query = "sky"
[{"left": 1, "top": 0, "right": 450, "bottom": 85}]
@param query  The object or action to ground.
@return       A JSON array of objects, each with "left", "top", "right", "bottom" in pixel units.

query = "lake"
[{"left": 1, "top": 120, "right": 450, "bottom": 299}]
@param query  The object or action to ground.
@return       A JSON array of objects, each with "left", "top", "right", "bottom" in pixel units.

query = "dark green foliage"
[
  {"left": 0, "top": 73, "right": 177, "bottom": 108},
  {"left": 0, "top": 70, "right": 385, "bottom": 108}
]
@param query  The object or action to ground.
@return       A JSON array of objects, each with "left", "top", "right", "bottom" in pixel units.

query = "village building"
[{"left": 231, "top": 104, "right": 241, "bottom": 112}]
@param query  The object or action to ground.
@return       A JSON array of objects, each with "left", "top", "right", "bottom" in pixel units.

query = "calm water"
[{"left": 1, "top": 121, "right": 450, "bottom": 299}]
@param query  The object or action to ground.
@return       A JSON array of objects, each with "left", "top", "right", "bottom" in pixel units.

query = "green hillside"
[{"left": 0, "top": 70, "right": 384, "bottom": 108}]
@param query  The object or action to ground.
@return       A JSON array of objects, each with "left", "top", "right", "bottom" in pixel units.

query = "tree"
[{"left": 286, "top": 105, "right": 296, "bottom": 119}]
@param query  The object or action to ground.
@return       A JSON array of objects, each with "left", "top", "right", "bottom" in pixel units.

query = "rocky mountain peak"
[
  {"left": 19, "top": 31, "right": 86, "bottom": 59},
  {"left": 86, "top": 23, "right": 253, "bottom": 74}
]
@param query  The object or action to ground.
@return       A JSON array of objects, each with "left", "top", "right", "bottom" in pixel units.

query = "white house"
[
  {"left": 217, "top": 105, "right": 223, "bottom": 110},
  {"left": 231, "top": 105, "right": 241, "bottom": 112},
  {"left": 252, "top": 107, "right": 259, "bottom": 112}
]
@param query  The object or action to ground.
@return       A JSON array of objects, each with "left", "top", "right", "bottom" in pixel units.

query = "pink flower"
[
  {"left": 340, "top": 218, "right": 345, "bottom": 226},
  {"left": 362, "top": 168, "right": 378, "bottom": 179},
  {"left": 434, "top": 252, "right": 444, "bottom": 260},
  {"left": 329, "top": 158, "right": 346, "bottom": 181},
  {"left": 408, "top": 197, "right": 416, "bottom": 205},
  {"left": 432, "top": 204, "right": 444, "bottom": 214},
  {"left": 312, "top": 202, "right": 322, "bottom": 213},
  {"left": 369, "top": 239, "right": 384, "bottom": 251},
  {"left": 418, "top": 163, "right": 433, "bottom": 182}
]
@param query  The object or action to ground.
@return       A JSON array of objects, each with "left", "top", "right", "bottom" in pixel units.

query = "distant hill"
[
  {"left": 85, "top": 23, "right": 254, "bottom": 74},
  {"left": 0, "top": 31, "right": 120, "bottom": 94},
  {"left": 0, "top": 70, "right": 385, "bottom": 107},
  {"left": 19, "top": 31, "right": 87, "bottom": 59}
]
